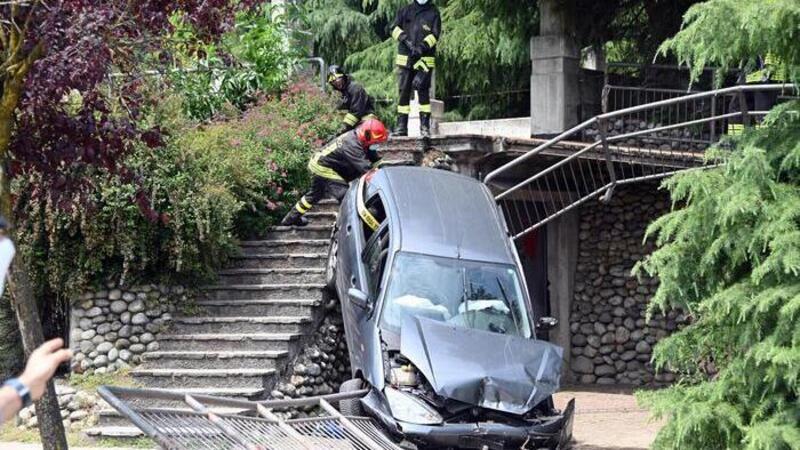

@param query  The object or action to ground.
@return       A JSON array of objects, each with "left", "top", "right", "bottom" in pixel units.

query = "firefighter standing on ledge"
[
  {"left": 328, "top": 65, "right": 377, "bottom": 133},
  {"left": 390, "top": 0, "right": 441, "bottom": 137}
]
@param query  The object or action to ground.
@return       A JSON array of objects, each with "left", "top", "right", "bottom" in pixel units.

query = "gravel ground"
[{"left": 554, "top": 386, "right": 663, "bottom": 450}]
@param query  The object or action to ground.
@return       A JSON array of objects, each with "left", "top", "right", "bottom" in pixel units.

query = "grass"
[
  {"left": 67, "top": 368, "right": 138, "bottom": 392},
  {"left": 1, "top": 423, "right": 154, "bottom": 448}
]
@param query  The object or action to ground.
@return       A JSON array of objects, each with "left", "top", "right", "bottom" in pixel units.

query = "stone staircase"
[{"left": 86, "top": 201, "right": 337, "bottom": 439}]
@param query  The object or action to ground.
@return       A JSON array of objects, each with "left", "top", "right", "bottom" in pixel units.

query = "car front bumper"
[{"left": 364, "top": 393, "right": 575, "bottom": 450}]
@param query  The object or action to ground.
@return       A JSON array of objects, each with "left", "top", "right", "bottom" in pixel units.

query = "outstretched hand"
[{"left": 19, "top": 338, "right": 72, "bottom": 401}]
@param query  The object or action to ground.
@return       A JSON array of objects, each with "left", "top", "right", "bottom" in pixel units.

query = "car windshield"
[{"left": 380, "top": 253, "right": 532, "bottom": 338}]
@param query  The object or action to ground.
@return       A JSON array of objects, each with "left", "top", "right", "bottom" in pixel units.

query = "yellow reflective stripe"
[
  {"left": 421, "top": 56, "right": 435, "bottom": 68},
  {"left": 361, "top": 113, "right": 377, "bottom": 122},
  {"left": 357, "top": 176, "right": 380, "bottom": 232},
  {"left": 308, "top": 156, "right": 344, "bottom": 181},
  {"left": 727, "top": 123, "right": 745, "bottom": 135},
  {"left": 343, "top": 113, "right": 359, "bottom": 126},
  {"left": 395, "top": 54, "right": 408, "bottom": 66},
  {"left": 413, "top": 59, "right": 430, "bottom": 72},
  {"left": 397, "top": 104, "right": 411, "bottom": 114},
  {"left": 295, "top": 203, "right": 309, "bottom": 214},
  {"left": 300, "top": 197, "right": 312, "bottom": 209},
  {"left": 423, "top": 34, "right": 437, "bottom": 48},
  {"left": 418, "top": 103, "right": 431, "bottom": 113},
  {"left": 392, "top": 26, "right": 404, "bottom": 41}
]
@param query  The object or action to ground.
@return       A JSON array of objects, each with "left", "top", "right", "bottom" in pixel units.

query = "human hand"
[{"left": 18, "top": 338, "right": 72, "bottom": 401}]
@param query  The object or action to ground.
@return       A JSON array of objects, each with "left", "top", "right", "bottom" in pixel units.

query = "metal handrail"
[
  {"left": 485, "top": 83, "right": 795, "bottom": 185},
  {"left": 485, "top": 83, "right": 796, "bottom": 240}
]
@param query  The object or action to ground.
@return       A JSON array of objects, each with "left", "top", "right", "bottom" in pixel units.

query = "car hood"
[{"left": 400, "top": 316, "right": 563, "bottom": 415}]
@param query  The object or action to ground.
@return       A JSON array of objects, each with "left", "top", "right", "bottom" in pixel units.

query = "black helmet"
[{"left": 327, "top": 65, "right": 347, "bottom": 84}]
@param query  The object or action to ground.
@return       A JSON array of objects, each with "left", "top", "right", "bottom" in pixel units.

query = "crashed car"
[{"left": 326, "top": 166, "right": 574, "bottom": 450}]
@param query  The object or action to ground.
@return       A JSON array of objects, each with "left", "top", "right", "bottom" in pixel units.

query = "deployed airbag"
[{"left": 400, "top": 316, "right": 563, "bottom": 415}]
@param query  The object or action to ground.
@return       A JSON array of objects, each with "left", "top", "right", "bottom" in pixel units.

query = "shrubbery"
[{"left": 13, "top": 80, "right": 338, "bottom": 301}]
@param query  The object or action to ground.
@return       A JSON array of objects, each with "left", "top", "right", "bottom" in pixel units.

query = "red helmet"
[{"left": 356, "top": 118, "right": 389, "bottom": 147}]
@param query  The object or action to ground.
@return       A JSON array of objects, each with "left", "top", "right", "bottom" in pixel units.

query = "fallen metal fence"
[
  {"left": 98, "top": 386, "right": 403, "bottom": 450},
  {"left": 484, "top": 83, "right": 797, "bottom": 240}
]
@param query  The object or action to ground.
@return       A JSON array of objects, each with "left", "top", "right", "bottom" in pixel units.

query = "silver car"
[{"left": 327, "top": 166, "right": 574, "bottom": 450}]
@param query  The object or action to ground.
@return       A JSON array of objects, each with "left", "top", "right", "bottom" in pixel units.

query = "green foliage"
[
  {"left": 169, "top": 5, "right": 294, "bottom": 121},
  {"left": 635, "top": 3, "right": 800, "bottom": 446},
  {"left": 13, "top": 81, "right": 338, "bottom": 302}
]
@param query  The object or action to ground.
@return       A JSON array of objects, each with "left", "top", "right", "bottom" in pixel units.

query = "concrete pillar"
[
  {"left": 546, "top": 209, "right": 579, "bottom": 381},
  {"left": 530, "top": 0, "right": 580, "bottom": 136}
]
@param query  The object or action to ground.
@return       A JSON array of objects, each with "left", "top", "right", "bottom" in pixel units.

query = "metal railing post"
[
  {"left": 738, "top": 88, "right": 750, "bottom": 128},
  {"left": 597, "top": 117, "right": 616, "bottom": 203},
  {"left": 710, "top": 94, "right": 717, "bottom": 143}
]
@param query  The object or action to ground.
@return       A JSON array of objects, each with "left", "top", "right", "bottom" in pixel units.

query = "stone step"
[
  {"left": 157, "top": 332, "right": 301, "bottom": 351},
  {"left": 201, "top": 283, "right": 324, "bottom": 300},
  {"left": 194, "top": 298, "right": 319, "bottom": 317},
  {"left": 143, "top": 350, "right": 288, "bottom": 370},
  {"left": 169, "top": 316, "right": 311, "bottom": 334},
  {"left": 96, "top": 406, "right": 252, "bottom": 428},
  {"left": 131, "top": 368, "right": 277, "bottom": 389},
  {"left": 216, "top": 268, "right": 325, "bottom": 285},
  {"left": 261, "top": 225, "right": 332, "bottom": 241},
  {"left": 308, "top": 199, "right": 341, "bottom": 214},
  {"left": 239, "top": 239, "right": 330, "bottom": 256},
  {"left": 228, "top": 253, "right": 327, "bottom": 269},
  {"left": 295, "top": 211, "right": 337, "bottom": 226}
]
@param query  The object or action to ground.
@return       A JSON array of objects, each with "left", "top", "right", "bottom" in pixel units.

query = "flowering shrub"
[{"left": 13, "top": 80, "right": 339, "bottom": 301}]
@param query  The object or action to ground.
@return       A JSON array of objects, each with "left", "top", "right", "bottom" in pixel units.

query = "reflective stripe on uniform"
[
  {"left": 397, "top": 104, "right": 411, "bottom": 114},
  {"left": 395, "top": 54, "right": 409, "bottom": 67},
  {"left": 295, "top": 202, "right": 309, "bottom": 214},
  {"left": 421, "top": 56, "right": 435, "bottom": 68},
  {"left": 300, "top": 197, "right": 312, "bottom": 209},
  {"left": 357, "top": 176, "right": 380, "bottom": 231},
  {"left": 392, "top": 26, "right": 404, "bottom": 40},
  {"left": 361, "top": 113, "right": 377, "bottom": 122},
  {"left": 419, "top": 103, "right": 431, "bottom": 113},
  {"left": 308, "top": 140, "right": 346, "bottom": 181},
  {"left": 423, "top": 34, "right": 437, "bottom": 48},
  {"left": 727, "top": 123, "right": 745, "bottom": 135},
  {"left": 343, "top": 113, "right": 359, "bottom": 126},
  {"left": 413, "top": 59, "right": 430, "bottom": 72}
]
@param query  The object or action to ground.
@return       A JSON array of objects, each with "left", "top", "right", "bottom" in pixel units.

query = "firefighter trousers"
[
  {"left": 397, "top": 66, "right": 432, "bottom": 117},
  {"left": 293, "top": 176, "right": 349, "bottom": 215}
]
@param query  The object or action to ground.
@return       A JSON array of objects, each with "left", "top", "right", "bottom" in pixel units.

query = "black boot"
[
  {"left": 393, "top": 114, "right": 408, "bottom": 137},
  {"left": 280, "top": 209, "right": 309, "bottom": 227},
  {"left": 420, "top": 113, "right": 431, "bottom": 138}
]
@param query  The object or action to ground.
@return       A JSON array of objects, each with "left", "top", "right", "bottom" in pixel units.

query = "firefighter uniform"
[
  {"left": 728, "top": 54, "right": 788, "bottom": 135},
  {"left": 281, "top": 122, "right": 387, "bottom": 227},
  {"left": 328, "top": 66, "right": 377, "bottom": 131},
  {"left": 391, "top": 0, "right": 441, "bottom": 137}
]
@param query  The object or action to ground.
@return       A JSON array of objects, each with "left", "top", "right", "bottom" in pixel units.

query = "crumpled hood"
[{"left": 400, "top": 316, "right": 563, "bottom": 415}]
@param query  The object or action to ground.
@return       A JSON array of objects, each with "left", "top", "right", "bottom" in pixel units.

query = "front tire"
[{"left": 338, "top": 378, "right": 364, "bottom": 416}]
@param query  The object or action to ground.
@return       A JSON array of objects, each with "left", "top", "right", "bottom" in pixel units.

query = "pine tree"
[{"left": 635, "top": 1, "right": 800, "bottom": 448}]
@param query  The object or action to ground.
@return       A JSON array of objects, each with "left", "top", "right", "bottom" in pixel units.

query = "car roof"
[{"left": 377, "top": 166, "right": 514, "bottom": 265}]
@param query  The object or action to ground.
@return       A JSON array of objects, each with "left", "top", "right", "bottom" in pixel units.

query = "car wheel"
[
  {"left": 325, "top": 226, "right": 339, "bottom": 293},
  {"left": 338, "top": 378, "right": 364, "bottom": 416}
]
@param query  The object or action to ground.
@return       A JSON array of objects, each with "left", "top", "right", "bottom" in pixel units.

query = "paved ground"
[
  {"left": 554, "top": 386, "right": 662, "bottom": 450},
  {"left": 4, "top": 386, "right": 661, "bottom": 449}
]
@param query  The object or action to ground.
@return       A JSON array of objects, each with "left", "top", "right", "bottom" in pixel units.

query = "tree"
[
  {"left": 0, "top": 2, "right": 251, "bottom": 448},
  {"left": 635, "top": 1, "right": 800, "bottom": 448},
  {"left": 303, "top": 0, "right": 701, "bottom": 121}
]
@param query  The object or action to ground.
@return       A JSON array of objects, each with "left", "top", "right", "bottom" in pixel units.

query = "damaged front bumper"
[{"left": 365, "top": 391, "right": 575, "bottom": 450}]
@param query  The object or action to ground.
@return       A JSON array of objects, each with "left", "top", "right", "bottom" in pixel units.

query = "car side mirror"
[
  {"left": 348, "top": 288, "right": 372, "bottom": 313},
  {"left": 537, "top": 316, "right": 558, "bottom": 330}
]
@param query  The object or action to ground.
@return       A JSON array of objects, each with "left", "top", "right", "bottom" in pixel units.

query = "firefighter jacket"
[
  {"left": 337, "top": 79, "right": 376, "bottom": 129},
  {"left": 308, "top": 131, "right": 382, "bottom": 183},
  {"left": 391, "top": 2, "right": 441, "bottom": 73}
]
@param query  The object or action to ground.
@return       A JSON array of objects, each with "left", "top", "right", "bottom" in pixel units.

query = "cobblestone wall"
[{"left": 569, "top": 185, "right": 688, "bottom": 385}]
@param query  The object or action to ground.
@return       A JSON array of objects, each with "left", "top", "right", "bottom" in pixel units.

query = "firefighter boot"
[
  {"left": 280, "top": 209, "right": 309, "bottom": 227},
  {"left": 420, "top": 113, "right": 431, "bottom": 138},
  {"left": 393, "top": 114, "right": 408, "bottom": 137}
]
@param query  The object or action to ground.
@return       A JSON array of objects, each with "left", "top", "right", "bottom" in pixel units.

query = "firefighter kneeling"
[{"left": 281, "top": 119, "right": 389, "bottom": 227}]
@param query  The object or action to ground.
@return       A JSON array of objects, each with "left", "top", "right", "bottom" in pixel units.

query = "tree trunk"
[{"left": 8, "top": 252, "right": 69, "bottom": 450}]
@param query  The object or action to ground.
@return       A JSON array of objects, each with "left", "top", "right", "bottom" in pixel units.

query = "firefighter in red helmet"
[{"left": 281, "top": 119, "right": 389, "bottom": 227}]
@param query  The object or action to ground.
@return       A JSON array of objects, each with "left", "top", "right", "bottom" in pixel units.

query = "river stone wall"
[
  {"left": 569, "top": 184, "right": 688, "bottom": 385},
  {"left": 69, "top": 283, "right": 184, "bottom": 375}
]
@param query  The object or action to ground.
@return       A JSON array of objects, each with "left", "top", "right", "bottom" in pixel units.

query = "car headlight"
[{"left": 384, "top": 386, "right": 442, "bottom": 425}]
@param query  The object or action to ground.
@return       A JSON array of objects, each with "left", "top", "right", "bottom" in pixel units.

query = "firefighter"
[
  {"left": 280, "top": 119, "right": 389, "bottom": 227},
  {"left": 328, "top": 65, "right": 377, "bottom": 132},
  {"left": 390, "top": 0, "right": 441, "bottom": 137}
]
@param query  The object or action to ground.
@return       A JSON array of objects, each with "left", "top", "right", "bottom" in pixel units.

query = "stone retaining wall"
[
  {"left": 69, "top": 283, "right": 185, "bottom": 375},
  {"left": 569, "top": 184, "right": 688, "bottom": 385}
]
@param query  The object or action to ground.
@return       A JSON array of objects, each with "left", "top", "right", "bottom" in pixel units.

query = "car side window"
[
  {"left": 363, "top": 225, "right": 390, "bottom": 297},
  {"left": 361, "top": 193, "right": 387, "bottom": 241}
]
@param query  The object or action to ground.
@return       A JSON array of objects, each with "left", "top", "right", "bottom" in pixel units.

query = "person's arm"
[
  {"left": 421, "top": 11, "right": 441, "bottom": 53},
  {"left": 1, "top": 338, "right": 72, "bottom": 424},
  {"left": 344, "top": 85, "right": 370, "bottom": 129}
]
